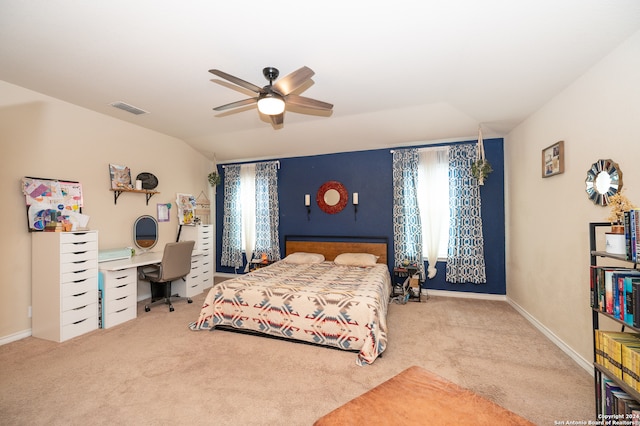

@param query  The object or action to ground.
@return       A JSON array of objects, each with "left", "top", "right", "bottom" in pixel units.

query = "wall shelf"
[{"left": 110, "top": 188, "right": 159, "bottom": 205}]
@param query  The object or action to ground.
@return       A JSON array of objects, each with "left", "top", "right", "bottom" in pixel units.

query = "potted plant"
[
  {"left": 606, "top": 188, "right": 635, "bottom": 234},
  {"left": 471, "top": 158, "right": 493, "bottom": 185},
  {"left": 207, "top": 171, "right": 221, "bottom": 187}
]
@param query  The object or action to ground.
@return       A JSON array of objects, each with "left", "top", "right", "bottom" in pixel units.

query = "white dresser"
[
  {"left": 99, "top": 267, "right": 137, "bottom": 328},
  {"left": 32, "top": 231, "right": 99, "bottom": 342},
  {"left": 175, "top": 224, "right": 214, "bottom": 297}
]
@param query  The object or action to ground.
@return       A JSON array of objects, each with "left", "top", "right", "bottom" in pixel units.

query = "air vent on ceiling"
[{"left": 110, "top": 101, "right": 149, "bottom": 115}]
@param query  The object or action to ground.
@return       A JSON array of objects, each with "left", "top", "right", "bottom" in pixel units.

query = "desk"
[
  {"left": 98, "top": 250, "right": 205, "bottom": 328},
  {"left": 99, "top": 251, "right": 163, "bottom": 271}
]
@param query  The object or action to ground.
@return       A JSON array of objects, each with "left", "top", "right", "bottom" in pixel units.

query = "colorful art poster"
[
  {"left": 22, "top": 177, "right": 88, "bottom": 231},
  {"left": 176, "top": 193, "right": 196, "bottom": 225}
]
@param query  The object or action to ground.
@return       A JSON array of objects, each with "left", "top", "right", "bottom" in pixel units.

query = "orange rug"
[{"left": 314, "top": 366, "right": 535, "bottom": 425}]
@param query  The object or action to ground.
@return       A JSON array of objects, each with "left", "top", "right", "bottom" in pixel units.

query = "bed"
[{"left": 189, "top": 236, "right": 391, "bottom": 365}]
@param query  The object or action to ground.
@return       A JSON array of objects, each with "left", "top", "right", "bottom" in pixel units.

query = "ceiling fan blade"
[
  {"left": 209, "top": 69, "right": 263, "bottom": 93},
  {"left": 269, "top": 113, "right": 284, "bottom": 127},
  {"left": 285, "top": 94, "right": 333, "bottom": 111},
  {"left": 273, "top": 66, "right": 315, "bottom": 96},
  {"left": 213, "top": 97, "right": 257, "bottom": 111}
]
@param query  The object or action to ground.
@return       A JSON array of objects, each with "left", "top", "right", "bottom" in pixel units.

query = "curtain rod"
[
  {"left": 390, "top": 146, "right": 452, "bottom": 154},
  {"left": 221, "top": 160, "right": 280, "bottom": 169}
]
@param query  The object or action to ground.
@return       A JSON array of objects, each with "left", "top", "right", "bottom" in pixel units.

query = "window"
[
  {"left": 239, "top": 164, "right": 256, "bottom": 252},
  {"left": 416, "top": 147, "right": 450, "bottom": 260}
]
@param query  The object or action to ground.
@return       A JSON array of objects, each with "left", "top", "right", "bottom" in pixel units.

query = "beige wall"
[
  {"left": 506, "top": 30, "right": 640, "bottom": 366},
  {"left": 0, "top": 81, "right": 213, "bottom": 340}
]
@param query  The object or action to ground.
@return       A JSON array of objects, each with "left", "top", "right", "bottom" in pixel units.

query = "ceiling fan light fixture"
[{"left": 257, "top": 94, "right": 285, "bottom": 115}]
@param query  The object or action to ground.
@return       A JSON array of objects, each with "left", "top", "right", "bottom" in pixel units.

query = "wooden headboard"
[{"left": 285, "top": 236, "right": 388, "bottom": 265}]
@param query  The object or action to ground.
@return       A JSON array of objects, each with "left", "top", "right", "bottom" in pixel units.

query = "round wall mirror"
[
  {"left": 585, "top": 159, "right": 623, "bottom": 206},
  {"left": 316, "top": 181, "right": 348, "bottom": 214},
  {"left": 133, "top": 215, "right": 158, "bottom": 250}
]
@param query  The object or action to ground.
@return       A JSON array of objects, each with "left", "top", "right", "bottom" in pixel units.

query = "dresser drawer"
[
  {"left": 62, "top": 302, "right": 97, "bottom": 326},
  {"left": 61, "top": 258, "right": 96, "bottom": 274},
  {"left": 105, "top": 281, "right": 136, "bottom": 301},
  {"left": 62, "top": 279, "right": 96, "bottom": 298},
  {"left": 62, "top": 289, "right": 97, "bottom": 311},
  {"left": 103, "top": 305, "right": 136, "bottom": 329},
  {"left": 201, "top": 275, "right": 212, "bottom": 289},
  {"left": 60, "top": 231, "right": 97, "bottom": 245},
  {"left": 61, "top": 313, "right": 97, "bottom": 341},
  {"left": 61, "top": 249, "right": 97, "bottom": 264},
  {"left": 102, "top": 268, "right": 136, "bottom": 288},
  {"left": 60, "top": 240, "right": 98, "bottom": 254},
  {"left": 105, "top": 294, "right": 136, "bottom": 313},
  {"left": 62, "top": 267, "right": 96, "bottom": 285}
]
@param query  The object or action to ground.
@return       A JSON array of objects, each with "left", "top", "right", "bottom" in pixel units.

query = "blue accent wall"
[{"left": 216, "top": 138, "right": 505, "bottom": 295}]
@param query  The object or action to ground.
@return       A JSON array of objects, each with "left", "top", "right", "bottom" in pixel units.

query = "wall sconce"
[
  {"left": 305, "top": 194, "right": 311, "bottom": 221},
  {"left": 353, "top": 192, "right": 358, "bottom": 220}
]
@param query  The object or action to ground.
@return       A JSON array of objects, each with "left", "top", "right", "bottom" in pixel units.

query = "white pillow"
[
  {"left": 333, "top": 253, "right": 379, "bottom": 267},
  {"left": 282, "top": 252, "right": 325, "bottom": 264}
]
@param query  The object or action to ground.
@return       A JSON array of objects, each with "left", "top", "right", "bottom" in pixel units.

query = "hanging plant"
[
  {"left": 472, "top": 158, "right": 493, "bottom": 185},
  {"left": 472, "top": 126, "right": 493, "bottom": 185},
  {"left": 207, "top": 171, "right": 221, "bottom": 187}
]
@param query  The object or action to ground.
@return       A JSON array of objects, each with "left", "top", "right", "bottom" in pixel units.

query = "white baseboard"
[
  {"left": 0, "top": 329, "right": 31, "bottom": 346},
  {"left": 507, "top": 297, "right": 593, "bottom": 375},
  {"left": 424, "top": 288, "right": 507, "bottom": 301},
  {"left": 215, "top": 272, "right": 243, "bottom": 279}
]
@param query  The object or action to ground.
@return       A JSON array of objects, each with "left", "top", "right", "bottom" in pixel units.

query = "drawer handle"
[
  {"left": 115, "top": 284, "right": 128, "bottom": 289},
  {"left": 72, "top": 318, "right": 88, "bottom": 324},
  {"left": 72, "top": 251, "right": 87, "bottom": 255},
  {"left": 115, "top": 296, "right": 128, "bottom": 301},
  {"left": 115, "top": 308, "right": 128, "bottom": 313},
  {"left": 71, "top": 269, "right": 88, "bottom": 274},
  {"left": 73, "top": 305, "right": 88, "bottom": 311},
  {"left": 72, "top": 292, "right": 88, "bottom": 297},
  {"left": 73, "top": 260, "right": 89, "bottom": 265},
  {"left": 73, "top": 278, "right": 88, "bottom": 283},
  {"left": 115, "top": 276, "right": 129, "bottom": 280}
]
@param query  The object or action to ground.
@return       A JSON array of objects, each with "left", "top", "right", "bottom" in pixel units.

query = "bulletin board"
[{"left": 22, "top": 176, "right": 87, "bottom": 232}]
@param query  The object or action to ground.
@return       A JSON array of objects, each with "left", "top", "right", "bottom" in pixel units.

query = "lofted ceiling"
[{"left": 1, "top": 1, "right": 639, "bottom": 163}]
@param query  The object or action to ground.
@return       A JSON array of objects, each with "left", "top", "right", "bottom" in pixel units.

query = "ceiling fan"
[{"left": 209, "top": 66, "right": 333, "bottom": 127}]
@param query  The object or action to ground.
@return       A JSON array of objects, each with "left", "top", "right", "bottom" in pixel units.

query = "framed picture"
[
  {"left": 157, "top": 203, "right": 170, "bottom": 222},
  {"left": 109, "top": 164, "right": 132, "bottom": 189},
  {"left": 542, "top": 141, "right": 565, "bottom": 178}
]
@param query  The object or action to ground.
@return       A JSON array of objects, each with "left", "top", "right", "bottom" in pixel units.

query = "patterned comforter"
[{"left": 189, "top": 261, "right": 391, "bottom": 365}]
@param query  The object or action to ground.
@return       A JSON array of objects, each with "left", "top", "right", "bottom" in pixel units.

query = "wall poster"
[{"left": 22, "top": 176, "right": 90, "bottom": 232}]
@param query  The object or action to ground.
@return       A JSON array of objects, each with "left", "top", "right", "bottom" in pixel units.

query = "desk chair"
[{"left": 138, "top": 240, "right": 195, "bottom": 312}]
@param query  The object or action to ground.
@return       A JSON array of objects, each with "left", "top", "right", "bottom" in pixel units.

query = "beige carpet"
[{"left": 0, "top": 289, "right": 594, "bottom": 425}]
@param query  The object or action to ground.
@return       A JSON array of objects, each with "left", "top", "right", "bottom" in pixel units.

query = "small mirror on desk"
[{"left": 133, "top": 215, "right": 158, "bottom": 251}]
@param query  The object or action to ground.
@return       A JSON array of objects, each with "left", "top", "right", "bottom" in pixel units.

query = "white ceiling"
[{"left": 1, "top": 1, "right": 639, "bottom": 163}]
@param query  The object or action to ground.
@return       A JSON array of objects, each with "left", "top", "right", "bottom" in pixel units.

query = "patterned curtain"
[
  {"left": 220, "top": 165, "right": 243, "bottom": 268},
  {"left": 446, "top": 144, "right": 486, "bottom": 283},
  {"left": 392, "top": 149, "right": 425, "bottom": 279},
  {"left": 252, "top": 161, "right": 281, "bottom": 261}
]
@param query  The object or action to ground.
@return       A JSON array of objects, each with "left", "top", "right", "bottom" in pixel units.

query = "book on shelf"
[
  {"left": 624, "top": 276, "right": 639, "bottom": 325},
  {"left": 596, "top": 331, "right": 640, "bottom": 389},
  {"left": 615, "top": 270, "right": 640, "bottom": 319},
  {"left": 624, "top": 209, "right": 640, "bottom": 262},
  {"left": 635, "top": 278, "right": 640, "bottom": 328}
]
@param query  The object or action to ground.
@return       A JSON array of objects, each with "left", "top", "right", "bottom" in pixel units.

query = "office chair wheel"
[
  {"left": 169, "top": 305, "right": 174, "bottom": 312},
  {"left": 145, "top": 305, "right": 150, "bottom": 312},
  {"left": 188, "top": 298, "right": 193, "bottom": 304}
]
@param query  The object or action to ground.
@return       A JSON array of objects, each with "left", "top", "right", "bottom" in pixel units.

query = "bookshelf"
[{"left": 589, "top": 222, "right": 640, "bottom": 417}]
